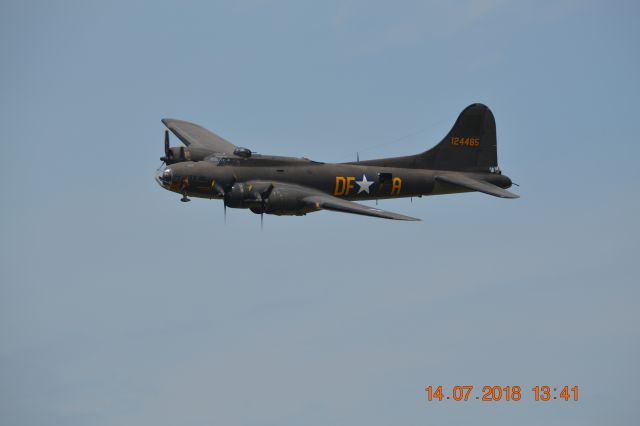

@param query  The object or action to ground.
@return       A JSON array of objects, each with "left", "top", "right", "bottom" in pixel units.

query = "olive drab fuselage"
[{"left": 157, "top": 156, "right": 513, "bottom": 202}]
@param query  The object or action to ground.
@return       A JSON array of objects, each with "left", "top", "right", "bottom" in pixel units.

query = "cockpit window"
[{"left": 217, "top": 157, "right": 241, "bottom": 166}]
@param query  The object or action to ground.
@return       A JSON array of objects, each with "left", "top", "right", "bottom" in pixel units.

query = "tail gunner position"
[{"left": 155, "top": 103, "right": 518, "bottom": 222}]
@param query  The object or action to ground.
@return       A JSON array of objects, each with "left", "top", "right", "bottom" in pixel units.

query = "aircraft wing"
[
  {"left": 304, "top": 194, "right": 420, "bottom": 221},
  {"left": 162, "top": 118, "right": 237, "bottom": 155}
]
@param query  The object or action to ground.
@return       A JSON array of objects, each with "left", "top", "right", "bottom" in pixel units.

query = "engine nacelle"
[
  {"left": 162, "top": 145, "right": 214, "bottom": 164},
  {"left": 224, "top": 182, "right": 263, "bottom": 209},
  {"left": 161, "top": 146, "right": 186, "bottom": 164},
  {"left": 225, "top": 182, "right": 322, "bottom": 216},
  {"left": 255, "top": 185, "right": 320, "bottom": 216}
]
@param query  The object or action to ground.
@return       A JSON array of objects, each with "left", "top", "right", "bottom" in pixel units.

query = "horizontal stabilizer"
[{"left": 436, "top": 174, "right": 519, "bottom": 199}]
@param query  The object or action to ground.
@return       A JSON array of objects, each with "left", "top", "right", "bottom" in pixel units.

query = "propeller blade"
[
  {"left": 258, "top": 183, "right": 274, "bottom": 231},
  {"left": 161, "top": 130, "right": 172, "bottom": 163},
  {"left": 261, "top": 183, "right": 274, "bottom": 200}
]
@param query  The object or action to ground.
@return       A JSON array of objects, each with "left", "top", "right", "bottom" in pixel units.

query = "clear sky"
[{"left": 1, "top": 1, "right": 639, "bottom": 425}]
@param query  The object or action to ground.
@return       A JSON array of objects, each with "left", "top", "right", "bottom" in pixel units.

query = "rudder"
[{"left": 419, "top": 103, "right": 498, "bottom": 172}]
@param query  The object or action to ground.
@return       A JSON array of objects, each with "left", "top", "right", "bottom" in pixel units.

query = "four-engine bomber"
[{"left": 156, "top": 103, "right": 518, "bottom": 222}]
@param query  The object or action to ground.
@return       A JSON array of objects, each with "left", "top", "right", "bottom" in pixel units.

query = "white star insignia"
[{"left": 356, "top": 174, "right": 373, "bottom": 194}]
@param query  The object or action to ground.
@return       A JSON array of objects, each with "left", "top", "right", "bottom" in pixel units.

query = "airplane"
[{"left": 155, "top": 103, "right": 518, "bottom": 223}]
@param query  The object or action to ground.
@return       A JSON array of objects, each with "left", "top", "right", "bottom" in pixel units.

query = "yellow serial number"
[{"left": 451, "top": 137, "right": 480, "bottom": 147}]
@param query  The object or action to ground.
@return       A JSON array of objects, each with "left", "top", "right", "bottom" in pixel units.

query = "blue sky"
[{"left": 1, "top": 1, "right": 639, "bottom": 425}]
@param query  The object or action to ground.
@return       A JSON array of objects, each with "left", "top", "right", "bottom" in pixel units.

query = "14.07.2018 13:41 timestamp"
[{"left": 425, "top": 385, "right": 579, "bottom": 402}]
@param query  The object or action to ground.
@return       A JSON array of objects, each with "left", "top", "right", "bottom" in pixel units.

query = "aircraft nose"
[{"left": 155, "top": 166, "right": 172, "bottom": 188}]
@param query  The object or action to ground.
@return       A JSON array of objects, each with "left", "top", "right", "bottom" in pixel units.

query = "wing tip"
[
  {"left": 387, "top": 212, "right": 421, "bottom": 221},
  {"left": 500, "top": 191, "right": 520, "bottom": 199},
  {"left": 397, "top": 216, "right": 421, "bottom": 221}
]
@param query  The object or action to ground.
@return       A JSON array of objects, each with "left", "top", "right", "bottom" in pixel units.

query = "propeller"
[
  {"left": 259, "top": 184, "right": 274, "bottom": 231},
  {"left": 213, "top": 175, "right": 237, "bottom": 224},
  {"left": 216, "top": 181, "right": 227, "bottom": 223},
  {"left": 160, "top": 130, "right": 173, "bottom": 164},
  {"left": 164, "top": 129, "right": 169, "bottom": 155}
]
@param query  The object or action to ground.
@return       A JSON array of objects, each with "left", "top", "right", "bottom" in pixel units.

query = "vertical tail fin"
[{"left": 419, "top": 103, "right": 497, "bottom": 171}]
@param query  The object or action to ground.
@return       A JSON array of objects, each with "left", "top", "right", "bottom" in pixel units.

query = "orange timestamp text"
[{"left": 425, "top": 385, "right": 579, "bottom": 402}]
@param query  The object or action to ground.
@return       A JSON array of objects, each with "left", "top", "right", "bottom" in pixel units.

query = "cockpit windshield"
[{"left": 217, "top": 157, "right": 241, "bottom": 166}]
